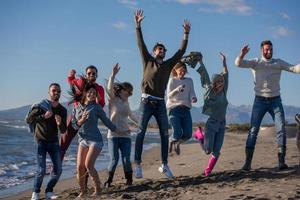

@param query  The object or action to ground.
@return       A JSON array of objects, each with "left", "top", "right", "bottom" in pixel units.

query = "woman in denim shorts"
[{"left": 72, "top": 84, "right": 122, "bottom": 197}]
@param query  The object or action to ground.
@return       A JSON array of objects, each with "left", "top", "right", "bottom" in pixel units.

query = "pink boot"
[
  {"left": 193, "top": 127, "right": 204, "bottom": 143},
  {"left": 204, "top": 155, "right": 218, "bottom": 176}
]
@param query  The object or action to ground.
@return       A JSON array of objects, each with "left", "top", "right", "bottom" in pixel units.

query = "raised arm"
[
  {"left": 134, "top": 9, "right": 151, "bottom": 64},
  {"left": 220, "top": 52, "right": 229, "bottom": 93},
  {"left": 107, "top": 63, "right": 120, "bottom": 100},
  {"left": 168, "top": 19, "right": 190, "bottom": 66},
  {"left": 196, "top": 55, "right": 211, "bottom": 89},
  {"left": 235, "top": 44, "right": 256, "bottom": 69},
  {"left": 220, "top": 52, "right": 228, "bottom": 74}
]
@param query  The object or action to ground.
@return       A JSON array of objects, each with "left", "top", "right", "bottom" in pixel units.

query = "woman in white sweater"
[
  {"left": 104, "top": 63, "right": 139, "bottom": 187},
  {"left": 167, "top": 61, "right": 197, "bottom": 155}
]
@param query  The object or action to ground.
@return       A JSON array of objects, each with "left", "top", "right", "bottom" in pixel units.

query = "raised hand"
[
  {"left": 134, "top": 9, "right": 145, "bottom": 28},
  {"left": 220, "top": 52, "right": 226, "bottom": 62},
  {"left": 183, "top": 19, "right": 191, "bottom": 34},
  {"left": 111, "top": 63, "right": 120, "bottom": 78},
  {"left": 220, "top": 52, "right": 228, "bottom": 73},
  {"left": 240, "top": 44, "right": 250, "bottom": 58}
]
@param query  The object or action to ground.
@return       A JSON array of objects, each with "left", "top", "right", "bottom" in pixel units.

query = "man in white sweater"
[{"left": 235, "top": 40, "right": 300, "bottom": 171}]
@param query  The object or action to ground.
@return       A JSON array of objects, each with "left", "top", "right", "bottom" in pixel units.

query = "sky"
[{"left": 0, "top": 0, "right": 299, "bottom": 111}]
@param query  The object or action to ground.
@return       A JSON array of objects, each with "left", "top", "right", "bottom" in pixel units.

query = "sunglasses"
[
  {"left": 51, "top": 90, "right": 61, "bottom": 93},
  {"left": 87, "top": 72, "right": 96, "bottom": 76},
  {"left": 158, "top": 47, "right": 167, "bottom": 52}
]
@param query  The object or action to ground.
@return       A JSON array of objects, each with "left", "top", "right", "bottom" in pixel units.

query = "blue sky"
[{"left": 0, "top": 0, "right": 299, "bottom": 111}]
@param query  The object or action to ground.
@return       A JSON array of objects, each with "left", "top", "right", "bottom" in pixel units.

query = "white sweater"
[
  {"left": 107, "top": 76, "right": 138, "bottom": 138},
  {"left": 235, "top": 57, "right": 300, "bottom": 97},
  {"left": 166, "top": 77, "right": 196, "bottom": 110}
]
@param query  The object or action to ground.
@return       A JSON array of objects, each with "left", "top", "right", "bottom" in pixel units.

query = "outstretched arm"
[
  {"left": 134, "top": 9, "right": 151, "bottom": 65},
  {"left": 220, "top": 52, "right": 229, "bottom": 93},
  {"left": 107, "top": 63, "right": 120, "bottom": 100},
  {"left": 196, "top": 55, "right": 211, "bottom": 89},
  {"left": 279, "top": 59, "right": 300, "bottom": 74},
  {"left": 220, "top": 52, "right": 228, "bottom": 74},
  {"left": 169, "top": 19, "right": 191, "bottom": 67}
]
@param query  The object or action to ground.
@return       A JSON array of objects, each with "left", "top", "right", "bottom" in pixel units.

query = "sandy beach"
[{"left": 5, "top": 127, "right": 300, "bottom": 200}]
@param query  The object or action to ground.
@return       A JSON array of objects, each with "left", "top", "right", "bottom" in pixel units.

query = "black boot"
[
  {"left": 278, "top": 146, "right": 288, "bottom": 170},
  {"left": 241, "top": 148, "right": 254, "bottom": 171},
  {"left": 104, "top": 171, "right": 114, "bottom": 188},
  {"left": 125, "top": 171, "right": 133, "bottom": 185}
]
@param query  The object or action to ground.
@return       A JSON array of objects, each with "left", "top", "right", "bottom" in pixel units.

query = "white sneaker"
[
  {"left": 135, "top": 164, "right": 143, "bottom": 179},
  {"left": 31, "top": 192, "right": 39, "bottom": 200},
  {"left": 158, "top": 164, "right": 174, "bottom": 179},
  {"left": 45, "top": 192, "right": 59, "bottom": 199}
]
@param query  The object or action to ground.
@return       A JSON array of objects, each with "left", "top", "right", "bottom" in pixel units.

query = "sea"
[{"left": 0, "top": 119, "right": 160, "bottom": 198}]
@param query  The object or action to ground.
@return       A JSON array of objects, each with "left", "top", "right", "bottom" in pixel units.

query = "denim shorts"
[{"left": 79, "top": 139, "right": 103, "bottom": 150}]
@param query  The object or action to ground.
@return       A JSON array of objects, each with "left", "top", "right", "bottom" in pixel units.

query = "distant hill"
[{"left": 0, "top": 103, "right": 299, "bottom": 124}]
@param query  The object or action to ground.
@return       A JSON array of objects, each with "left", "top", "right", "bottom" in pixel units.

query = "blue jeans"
[
  {"left": 33, "top": 140, "right": 62, "bottom": 193},
  {"left": 204, "top": 117, "right": 226, "bottom": 158},
  {"left": 135, "top": 98, "right": 169, "bottom": 164},
  {"left": 169, "top": 106, "right": 192, "bottom": 142},
  {"left": 246, "top": 96, "right": 286, "bottom": 149},
  {"left": 108, "top": 137, "right": 132, "bottom": 173}
]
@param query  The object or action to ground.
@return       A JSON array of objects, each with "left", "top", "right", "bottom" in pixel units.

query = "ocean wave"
[
  {"left": 0, "top": 170, "right": 6, "bottom": 176},
  {"left": 4, "top": 124, "right": 28, "bottom": 129},
  {"left": 0, "top": 177, "right": 26, "bottom": 190}
]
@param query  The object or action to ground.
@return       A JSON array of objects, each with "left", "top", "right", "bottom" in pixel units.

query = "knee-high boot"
[
  {"left": 125, "top": 171, "right": 133, "bottom": 185},
  {"left": 241, "top": 147, "right": 254, "bottom": 171},
  {"left": 278, "top": 146, "right": 288, "bottom": 170},
  {"left": 204, "top": 155, "right": 218, "bottom": 176},
  {"left": 104, "top": 171, "right": 115, "bottom": 188}
]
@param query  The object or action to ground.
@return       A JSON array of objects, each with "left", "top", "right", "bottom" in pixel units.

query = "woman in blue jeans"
[
  {"left": 166, "top": 61, "right": 197, "bottom": 155},
  {"left": 104, "top": 63, "right": 138, "bottom": 187},
  {"left": 72, "top": 84, "right": 122, "bottom": 197},
  {"left": 193, "top": 52, "right": 229, "bottom": 176}
]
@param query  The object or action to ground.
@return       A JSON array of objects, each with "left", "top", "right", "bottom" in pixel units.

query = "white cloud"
[
  {"left": 173, "top": 0, "right": 252, "bottom": 15},
  {"left": 118, "top": 0, "right": 138, "bottom": 9},
  {"left": 272, "top": 26, "right": 293, "bottom": 38},
  {"left": 280, "top": 12, "right": 291, "bottom": 20},
  {"left": 112, "top": 21, "right": 129, "bottom": 30}
]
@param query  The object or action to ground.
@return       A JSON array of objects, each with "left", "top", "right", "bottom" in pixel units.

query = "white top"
[
  {"left": 107, "top": 76, "right": 138, "bottom": 138},
  {"left": 166, "top": 77, "right": 196, "bottom": 110},
  {"left": 235, "top": 57, "right": 300, "bottom": 97}
]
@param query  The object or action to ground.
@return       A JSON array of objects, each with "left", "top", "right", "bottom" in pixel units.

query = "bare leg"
[{"left": 85, "top": 146, "right": 101, "bottom": 196}]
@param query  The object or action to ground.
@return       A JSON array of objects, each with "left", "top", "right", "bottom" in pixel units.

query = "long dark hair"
[
  {"left": 113, "top": 82, "right": 133, "bottom": 98},
  {"left": 81, "top": 83, "right": 98, "bottom": 104}
]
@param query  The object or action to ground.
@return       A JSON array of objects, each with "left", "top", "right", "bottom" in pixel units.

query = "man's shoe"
[
  {"left": 135, "top": 165, "right": 143, "bottom": 179},
  {"left": 158, "top": 164, "right": 174, "bottom": 179},
  {"left": 45, "top": 192, "right": 59, "bottom": 199},
  {"left": 31, "top": 192, "right": 39, "bottom": 200}
]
